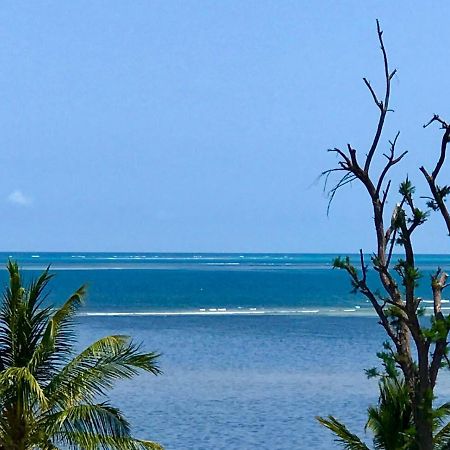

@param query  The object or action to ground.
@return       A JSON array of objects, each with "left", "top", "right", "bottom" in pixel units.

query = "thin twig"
[{"left": 364, "top": 20, "right": 396, "bottom": 173}]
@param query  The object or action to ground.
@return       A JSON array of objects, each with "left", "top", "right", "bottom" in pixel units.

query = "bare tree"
[{"left": 324, "top": 20, "right": 450, "bottom": 450}]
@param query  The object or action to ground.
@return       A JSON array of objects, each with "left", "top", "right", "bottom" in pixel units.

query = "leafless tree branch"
[{"left": 363, "top": 20, "right": 397, "bottom": 173}]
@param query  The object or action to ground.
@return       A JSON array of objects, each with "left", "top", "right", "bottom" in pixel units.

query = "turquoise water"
[
  {"left": 2, "top": 253, "right": 450, "bottom": 448},
  {"left": 5, "top": 252, "right": 450, "bottom": 315}
]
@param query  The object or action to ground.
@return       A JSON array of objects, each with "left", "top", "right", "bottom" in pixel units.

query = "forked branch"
[
  {"left": 376, "top": 131, "right": 408, "bottom": 197},
  {"left": 363, "top": 19, "right": 397, "bottom": 173},
  {"left": 420, "top": 115, "right": 450, "bottom": 233}
]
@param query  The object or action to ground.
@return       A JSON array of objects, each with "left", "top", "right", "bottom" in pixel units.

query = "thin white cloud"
[{"left": 7, "top": 190, "right": 32, "bottom": 206}]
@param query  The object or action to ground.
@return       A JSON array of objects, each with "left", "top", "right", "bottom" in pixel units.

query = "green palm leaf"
[
  {"left": 44, "top": 403, "right": 132, "bottom": 439},
  {"left": 55, "top": 432, "right": 163, "bottom": 450},
  {"left": 39, "top": 402, "right": 162, "bottom": 448},
  {"left": 0, "top": 366, "right": 49, "bottom": 409},
  {"left": 366, "top": 376, "right": 413, "bottom": 450},
  {"left": 432, "top": 402, "right": 450, "bottom": 449},
  {"left": 317, "top": 415, "right": 370, "bottom": 450},
  {"left": 46, "top": 335, "right": 160, "bottom": 408},
  {"left": 28, "top": 286, "right": 86, "bottom": 378}
]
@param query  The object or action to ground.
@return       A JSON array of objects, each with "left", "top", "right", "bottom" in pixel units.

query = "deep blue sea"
[{"left": 3, "top": 252, "right": 450, "bottom": 449}]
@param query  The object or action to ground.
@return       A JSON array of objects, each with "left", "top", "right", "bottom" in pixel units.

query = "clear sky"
[{"left": 1, "top": 1, "right": 449, "bottom": 253}]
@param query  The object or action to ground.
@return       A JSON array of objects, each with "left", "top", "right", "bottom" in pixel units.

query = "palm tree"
[
  {"left": 318, "top": 374, "right": 450, "bottom": 450},
  {"left": 0, "top": 261, "right": 162, "bottom": 450},
  {"left": 365, "top": 376, "right": 413, "bottom": 450}
]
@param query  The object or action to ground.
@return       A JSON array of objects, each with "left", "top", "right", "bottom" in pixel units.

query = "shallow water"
[
  {"left": 7, "top": 252, "right": 450, "bottom": 316},
  {"left": 76, "top": 315, "right": 386, "bottom": 449}
]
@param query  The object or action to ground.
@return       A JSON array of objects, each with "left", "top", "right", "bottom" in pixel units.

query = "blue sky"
[{"left": 1, "top": 1, "right": 449, "bottom": 253}]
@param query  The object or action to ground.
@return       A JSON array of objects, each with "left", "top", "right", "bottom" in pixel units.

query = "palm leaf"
[
  {"left": 40, "top": 403, "right": 163, "bottom": 450},
  {"left": 29, "top": 286, "right": 86, "bottom": 379},
  {"left": 0, "top": 262, "right": 53, "bottom": 370},
  {"left": 54, "top": 432, "right": 163, "bottom": 450},
  {"left": 366, "top": 376, "right": 413, "bottom": 450},
  {"left": 317, "top": 415, "right": 370, "bottom": 450},
  {"left": 46, "top": 335, "right": 160, "bottom": 408},
  {"left": 26, "top": 266, "right": 54, "bottom": 315},
  {"left": 433, "top": 403, "right": 450, "bottom": 449},
  {"left": 0, "top": 366, "right": 49, "bottom": 409},
  {"left": 43, "top": 403, "right": 131, "bottom": 438}
]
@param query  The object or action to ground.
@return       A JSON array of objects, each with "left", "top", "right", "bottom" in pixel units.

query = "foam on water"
[
  {"left": 5, "top": 253, "right": 448, "bottom": 276},
  {"left": 77, "top": 307, "right": 377, "bottom": 317}
]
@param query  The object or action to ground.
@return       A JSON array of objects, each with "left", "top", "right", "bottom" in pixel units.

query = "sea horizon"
[{"left": 0, "top": 251, "right": 447, "bottom": 317}]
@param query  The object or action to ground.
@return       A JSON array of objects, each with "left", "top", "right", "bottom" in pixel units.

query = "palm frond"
[
  {"left": 0, "top": 366, "right": 49, "bottom": 409},
  {"left": 434, "top": 402, "right": 450, "bottom": 426},
  {"left": 53, "top": 432, "right": 163, "bottom": 450},
  {"left": 26, "top": 266, "right": 54, "bottom": 316},
  {"left": 0, "top": 262, "right": 53, "bottom": 369},
  {"left": 29, "top": 285, "right": 86, "bottom": 378},
  {"left": 41, "top": 402, "right": 163, "bottom": 450},
  {"left": 43, "top": 402, "right": 131, "bottom": 438},
  {"left": 317, "top": 415, "right": 370, "bottom": 450},
  {"left": 435, "top": 422, "right": 450, "bottom": 449},
  {"left": 46, "top": 335, "right": 160, "bottom": 407},
  {"left": 433, "top": 403, "right": 450, "bottom": 449},
  {"left": 366, "top": 376, "right": 413, "bottom": 450}
]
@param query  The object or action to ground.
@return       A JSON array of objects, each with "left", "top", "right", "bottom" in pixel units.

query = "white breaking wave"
[{"left": 77, "top": 307, "right": 375, "bottom": 318}]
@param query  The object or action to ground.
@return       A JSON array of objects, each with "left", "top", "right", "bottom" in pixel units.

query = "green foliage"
[
  {"left": 383, "top": 306, "right": 403, "bottom": 335},
  {"left": 332, "top": 257, "right": 362, "bottom": 292},
  {"left": 409, "top": 208, "right": 428, "bottom": 226},
  {"left": 371, "top": 255, "right": 382, "bottom": 270},
  {"left": 317, "top": 415, "right": 370, "bottom": 450},
  {"left": 0, "top": 261, "right": 163, "bottom": 450},
  {"left": 434, "top": 402, "right": 450, "bottom": 449},
  {"left": 394, "top": 259, "right": 422, "bottom": 288},
  {"left": 426, "top": 185, "right": 450, "bottom": 211},
  {"left": 399, "top": 178, "right": 415, "bottom": 199},
  {"left": 422, "top": 317, "right": 450, "bottom": 343},
  {"left": 333, "top": 256, "right": 355, "bottom": 275},
  {"left": 417, "top": 305, "right": 426, "bottom": 317},
  {"left": 367, "top": 378, "right": 416, "bottom": 450},
  {"left": 318, "top": 374, "right": 413, "bottom": 450},
  {"left": 365, "top": 367, "right": 380, "bottom": 379},
  {"left": 375, "top": 341, "right": 399, "bottom": 380},
  {"left": 318, "top": 372, "right": 450, "bottom": 450},
  {"left": 397, "top": 180, "right": 428, "bottom": 227}
]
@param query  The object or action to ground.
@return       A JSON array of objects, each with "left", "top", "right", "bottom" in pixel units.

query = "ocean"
[{"left": 3, "top": 252, "right": 450, "bottom": 449}]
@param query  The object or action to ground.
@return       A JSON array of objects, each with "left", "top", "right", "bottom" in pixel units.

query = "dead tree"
[{"left": 324, "top": 21, "right": 450, "bottom": 450}]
